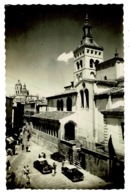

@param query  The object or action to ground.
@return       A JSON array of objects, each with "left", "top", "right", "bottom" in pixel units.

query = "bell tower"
[{"left": 73, "top": 13, "right": 104, "bottom": 84}]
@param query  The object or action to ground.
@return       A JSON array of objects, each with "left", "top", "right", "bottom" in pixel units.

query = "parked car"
[
  {"left": 62, "top": 164, "right": 84, "bottom": 182},
  {"left": 50, "top": 152, "right": 65, "bottom": 162},
  {"left": 33, "top": 159, "right": 53, "bottom": 174}
]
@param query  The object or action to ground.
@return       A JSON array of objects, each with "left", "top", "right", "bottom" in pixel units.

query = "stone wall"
[
  {"left": 81, "top": 148, "right": 109, "bottom": 180},
  {"left": 59, "top": 140, "right": 76, "bottom": 163},
  {"left": 31, "top": 129, "right": 59, "bottom": 152}
]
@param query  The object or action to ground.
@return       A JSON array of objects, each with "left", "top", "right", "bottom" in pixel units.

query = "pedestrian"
[
  {"left": 22, "top": 165, "right": 30, "bottom": 186},
  {"left": 15, "top": 145, "right": 18, "bottom": 155},
  {"left": 6, "top": 159, "right": 11, "bottom": 171},
  {"left": 26, "top": 165, "right": 30, "bottom": 174},
  {"left": 53, "top": 162, "right": 57, "bottom": 174},
  {"left": 27, "top": 131, "right": 31, "bottom": 142},
  {"left": 22, "top": 144, "right": 24, "bottom": 150},
  {"left": 28, "top": 145, "right": 31, "bottom": 152},
  {"left": 26, "top": 145, "right": 28, "bottom": 152},
  {"left": 41, "top": 152, "right": 46, "bottom": 158},
  {"left": 62, "top": 159, "right": 65, "bottom": 167},
  {"left": 12, "top": 145, "right": 15, "bottom": 155}
]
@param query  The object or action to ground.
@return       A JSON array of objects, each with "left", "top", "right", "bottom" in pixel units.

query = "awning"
[{"left": 6, "top": 137, "right": 15, "bottom": 144}]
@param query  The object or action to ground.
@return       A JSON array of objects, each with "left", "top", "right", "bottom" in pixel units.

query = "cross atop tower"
[
  {"left": 114, "top": 48, "right": 119, "bottom": 58},
  {"left": 82, "top": 12, "right": 92, "bottom": 39}
]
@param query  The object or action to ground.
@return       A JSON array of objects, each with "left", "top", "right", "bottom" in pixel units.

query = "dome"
[{"left": 15, "top": 80, "right": 22, "bottom": 86}]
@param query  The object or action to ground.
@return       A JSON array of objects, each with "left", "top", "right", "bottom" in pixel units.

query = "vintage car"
[
  {"left": 33, "top": 158, "right": 53, "bottom": 174},
  {"left": 62, "top": 165, "right": 84, "bottom": 182},
  {"left": 50, "top": 152, "right": 65, "bottom": 162}
]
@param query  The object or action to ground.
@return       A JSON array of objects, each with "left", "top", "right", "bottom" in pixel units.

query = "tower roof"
[
  {"left": 15, "top": 80, "right": 22, "bottom": 86},
  {"left": 75, "top": 12, "right": 103, "bottom": 51}
]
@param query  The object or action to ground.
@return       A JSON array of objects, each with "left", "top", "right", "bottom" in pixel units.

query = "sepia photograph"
[{"left": 4, "top": 3, "right": 125, "bottom": 190}]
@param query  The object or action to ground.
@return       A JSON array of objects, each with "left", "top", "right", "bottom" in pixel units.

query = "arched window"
[
  {"left": 80, "top": 90, "right": 84, "bottom": 108},
  {"left": 76, "top": 74, "right": 79, "bottom": 82},
  {"left": 79, "top": 72, "right": 82, "bottom": 80},
  {"left": 80, "top": 60, "right": 83, "bottom": 68},
  {"left": 84, "top": 89, "right": 89, "bottom": 108},
  {"left": 57, "top": 100, "right": 60, "bottom": 111},
  {"left": 104, "top": 76, "right": 107, "bottom": 80},
  {"left": 76, "top": 62, "right": 79, "bottom": 70},
  {"left": 60, "top": 99, "right": 63, "bottom": 111},
  {"left": 90, "top": 59, "right": 94, "bottom": 68},
  {"left": 90, "top": 72, "right": 95, "bottom": 79},
  {"left": 66, "top": 97, "right": 72, "bottom": 111},
  {"left": 95, "top": 60, "right": 99, "bottom": 66}
]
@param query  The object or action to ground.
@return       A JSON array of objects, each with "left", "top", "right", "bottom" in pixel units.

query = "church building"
[{"left": 29, "top": 13, "right": 124, "bottom": 181}]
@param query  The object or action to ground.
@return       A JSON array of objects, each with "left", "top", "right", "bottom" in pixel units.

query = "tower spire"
[{"left": 82, "top": 12, "right": 92, "bottom": 39}]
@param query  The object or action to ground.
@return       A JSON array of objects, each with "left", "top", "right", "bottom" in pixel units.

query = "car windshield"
[
  {"left": 71, "top": 168, "right": 79, "bottom": 173},
  {"left": 40, "top": 160, "right": 48, "bottom": 165}
]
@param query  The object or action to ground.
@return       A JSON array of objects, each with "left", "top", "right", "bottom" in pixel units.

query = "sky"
[{"left": 5, "top": 4, "right": 124, "bottom": 97}]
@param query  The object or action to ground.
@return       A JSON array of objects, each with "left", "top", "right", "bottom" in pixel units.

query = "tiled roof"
[
  {"left": 95, "top": 87, "right": 124, "bottom": 96},
  {"left": 47, "top": 89, "right": 77, "bottom": 99},
  {"left": 32, "top": 111, "right": 75, "bottom": 120},
  {"left": 95, "top": 79, "right": 117, "bottom": 86},
  {"left": 101, "top": 106, "right": 124, "bottom": 114},
  {"left": 96, "top": 57, "right": 124, "bottom": 70}
]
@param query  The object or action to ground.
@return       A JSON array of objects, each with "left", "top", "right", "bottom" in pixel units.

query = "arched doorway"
[
  {"left": 64, "top": 122, "right": 75, "bottom": 141},
  {"left": 66, "top": 97, "right": 72, "bottom": 111}
]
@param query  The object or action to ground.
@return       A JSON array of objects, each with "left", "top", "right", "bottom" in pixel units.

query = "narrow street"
[{"left": 7, "top": 140, "right": 114, "bottom": 189}]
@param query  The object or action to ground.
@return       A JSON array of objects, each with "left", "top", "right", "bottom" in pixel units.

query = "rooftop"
[
  {"left": 96, "top": 57, "right": 124, "bottom": 71},
  {"left": 47, "top": 89, "right": 77, "bottom": 99},
  {"left": 32, "top": 111, "right": 75, "bottom": 120},
  {"left": 101, "top": 106, "right": 124, "bottom": 115},
  {"left": 95, "top": 87, "right": 124, "bottom": 96},
  {"left": 95, "top": 79, "right": 117, "bottom": 87}
]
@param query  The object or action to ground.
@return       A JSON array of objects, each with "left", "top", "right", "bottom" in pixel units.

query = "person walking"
[
  {"left": 22, "top": 165, "right": 30, "bottom": 186},
  {"left": 53, "top": 162, "right": 57, "bottom": 175}
]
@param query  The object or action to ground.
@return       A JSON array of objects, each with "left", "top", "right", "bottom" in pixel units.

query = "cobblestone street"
[{"left": 7, "top": 140, "right": 114, "bottom": 189}]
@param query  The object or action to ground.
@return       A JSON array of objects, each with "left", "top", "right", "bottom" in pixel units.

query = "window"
[
  {"left": 90, "top": 59, "right": 94, "bottom": 68},
  {"left": 60, "top": 99, "right": 63, "bottom": 111},
  {"left": 121, "top": 122, "right": 124, "bottom": 140},
  {"left": 91, "top": 50, "right": 93, "bottom": 54},
  {"left": 76, "top": 74, "right": 79, "bottom": 82},
  {"left": 104, "top": 76, "right": 107, "bottom": 80},
  {"left": 95, "top": 51, "right": 97, "bottom": 55},
  {"left": 95, "top": 60, "right": 99, "bottom": 66},
  {"left": 87, "top": 49, "right": 89, "bottom": 53},
  {"left": 66, "top": 97, "right": 72, "bottom": 111},
  {"left": 80, "top": 60, "right": 83, "bottom": 68},
  {"left": 84, "top": 89, "right": 89, "bottom": 108},
  {"left": 57, "top": 100, "right": 60, "bottom": 111},
  {"left": 99, "top": 52, "right": 101, "bottom": 55},
  {"left": 80, "top": 90, "right": 84, "bottom": 108},
  {"left": 76, "top": 62, "right": 79, "bottom": 70},
  {"left": 80, "top": 72, "right": 82, "bottom": 80},
  {"left": 90, "top": 72, "right": 95, "bottom": 78}
]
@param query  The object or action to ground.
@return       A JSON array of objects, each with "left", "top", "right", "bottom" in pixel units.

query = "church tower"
[
  {"left": 15, "top": 80, "right": 22, "bottom": 95},
  {"left": 73, "top": 13, "right": 104, "bottom": 84}
]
